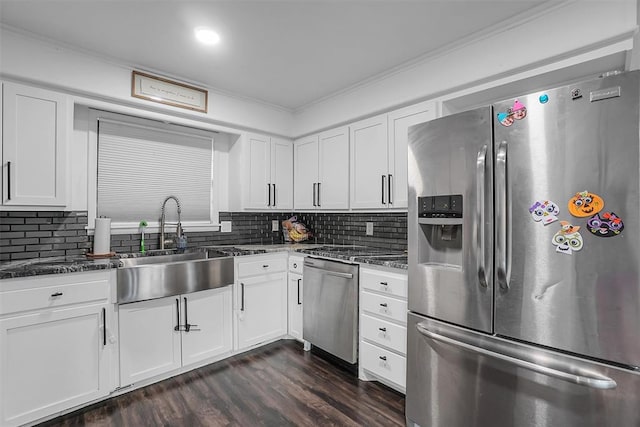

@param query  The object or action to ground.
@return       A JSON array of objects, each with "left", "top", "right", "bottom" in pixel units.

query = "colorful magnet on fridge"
[
  {"left": 539, "top": 94, "right": 549, "bottom": 104},
  {"left": 552, "top": 221, "right": 584, "bottom": 255},
  {"left": 497, "top": 112, "right": 513, "bottom": 127},
  {"left": 512, "top": 99, "right": 527, "bottom": 120},
  {"left": 587, "top": 212, "right": 624, "bottom": 237},
  {"left": 529, "top": 200, "right": 560, "bottom": 225},
  {"left": 567, "top": 191, "right": 604, "bottom": 217}
]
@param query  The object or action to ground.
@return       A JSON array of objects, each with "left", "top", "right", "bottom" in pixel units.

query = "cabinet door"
[
  {"left": 0, "top": 303, "right": 109, "bottom": 427},
  {"left": 293, "top": 135, "right": 319, "bottom": 209},
  {"left": 245, "top": 133, "right": 271, "bottom": 209},
  {"left": 288, "top": 273, "right": 303, "bottom": 341},
  {"left": 2, "top": 82, "right": 68, "bottom": 206},
  {"left": 270, "top": 137, "right": 293, "bottom": 210},
  {"left": 118, "top": 297, "right": 181, "bottom": 386},
  {"left": 388, "top": 101, "right": 436, "bottom": 208},
  {"left": 237, "top": 272, "right": 287, "bottom": 349},
  {"left": 318, "top": 126, "right": 349, "bottom": 209},
  {"left": 181, "top": 287, "right": 233, "bottom": 367},
  {"left": 350, "top": 114, "right": 389, "bottom": 209}
]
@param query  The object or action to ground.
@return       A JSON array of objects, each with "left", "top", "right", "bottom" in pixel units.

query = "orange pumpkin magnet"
[{"left": 567, "top": 191, "right": 604, "bottom": 217}]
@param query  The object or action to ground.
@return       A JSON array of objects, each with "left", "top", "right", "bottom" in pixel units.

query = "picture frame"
[{"left": 131, "top": 71, "right": 208, "bottom": 113}]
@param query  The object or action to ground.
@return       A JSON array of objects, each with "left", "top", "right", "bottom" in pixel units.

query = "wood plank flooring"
[{"left": 39, "top": 340, "right": 405, "bottom": 427}]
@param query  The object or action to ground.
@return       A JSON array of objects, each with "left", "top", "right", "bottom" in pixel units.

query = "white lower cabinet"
[
  {"left": 118, "top": 286, "right": 233, "bottom": 387},
  {"left": 287, "top": 255, "right": 304, "bottom": 341},
  {"left": 0, "top": 271, "right": 113, "bottom": 427},
  {"left": 236, "top": 254, "right": 288, "bottom": 350},
  {"left": 358, "top": 266, "right": 408, "bottom": 393}
]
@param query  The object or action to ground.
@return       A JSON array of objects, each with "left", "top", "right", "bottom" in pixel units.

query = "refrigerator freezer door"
[
  {"left": 408, "top": 107, "right": 493, "bottom": 333},
  {"left": 406, "top": 313, "right": 640, "bottom": 427},
  {"left": 493, "top": 72, "right": 640, "bottom": 368}
]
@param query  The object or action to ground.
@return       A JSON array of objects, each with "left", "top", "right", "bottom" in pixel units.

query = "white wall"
[
  {"left": 292, "top": 1, "right": 638, "bottom": 137},
  {"left": 0, "top": 28, "right": 295, "bottom": 138}
]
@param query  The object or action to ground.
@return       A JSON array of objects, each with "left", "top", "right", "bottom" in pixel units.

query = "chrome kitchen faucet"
[{"left": 160, "top": 195, "right": 183, "bottom": 250}]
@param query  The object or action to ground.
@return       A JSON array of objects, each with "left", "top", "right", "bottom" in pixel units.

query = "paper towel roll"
[{"left": 94, "top": 217, "right": 111, "bottom": 255}]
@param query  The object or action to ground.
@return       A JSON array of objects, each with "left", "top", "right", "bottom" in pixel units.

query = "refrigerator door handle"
[
  {"left": 476, "top": 145, "right": 488, "bottom": 288},
  {"left": 415, "top": 323, "right": 617, "bottom": 390},
  {"left": 496, "top": 141, "right": 510, "bottom": 290}
]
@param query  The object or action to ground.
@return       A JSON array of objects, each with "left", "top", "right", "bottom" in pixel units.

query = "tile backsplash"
[{"left": 1, "top": 211, "right": 407, "bottom": 261}]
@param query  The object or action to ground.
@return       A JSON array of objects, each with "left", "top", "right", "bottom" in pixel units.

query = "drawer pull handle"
[
  {"left": 293, "top": 263, "right": 297, "bottom": 268},
  {"left": 51, "top": 292, "right": 63, "bottom": 297},
  {"left": 378, "top": 327, "right": 387, "bottom": 332},
  {"left": 380, "top": 281, "right": 388, "bottom": 286},
  {"left": 379, "top": 303, "right": 388, "bottom": 307},
  {"left": 379, "top": 355, "right": 387, "bottom": 361},
  {"left": 263, "top": 264, "right": 269, "bottom": 268}
]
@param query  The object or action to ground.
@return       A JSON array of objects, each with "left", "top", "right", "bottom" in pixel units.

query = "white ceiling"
[{"left": 0, "top": 0, "right": 546, "bottom": 111}]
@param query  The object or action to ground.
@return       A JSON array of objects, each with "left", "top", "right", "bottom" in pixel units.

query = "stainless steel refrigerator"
[{"left": 406, "top": 71, "right": 640, "bottom": 427}]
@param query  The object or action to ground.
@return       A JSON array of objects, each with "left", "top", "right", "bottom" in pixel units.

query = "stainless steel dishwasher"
[{"left": 303, "top": 257, "right": 359, "bottom": 364}]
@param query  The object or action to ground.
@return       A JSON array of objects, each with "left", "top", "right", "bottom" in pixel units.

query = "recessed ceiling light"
[{"left": 195, "top": 27, "right": 220, "bottom": 45}]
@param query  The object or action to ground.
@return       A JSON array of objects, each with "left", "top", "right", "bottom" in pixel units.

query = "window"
[{"left": 90, "top": 111, "right": 219, "bottom": 233}]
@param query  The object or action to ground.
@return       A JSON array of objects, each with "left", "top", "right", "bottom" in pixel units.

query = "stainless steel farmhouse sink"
[{"left": 117, "top": 251, "right": 234, "bottom": 304}]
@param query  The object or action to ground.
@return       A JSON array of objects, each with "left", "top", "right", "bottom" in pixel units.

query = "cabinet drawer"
[
  {"left": 360, "top": 291, "right": 407, "bottom": 324},
  {"left": 289, "top": 256, "right": 304, "bottom": 274},
  {"left": 237, "top": 257, "right": 287, "bottom": 278},
  {"left": 361, "top": 313, "right": 407, "bottom": 354},
  {"left": 0, "top": 278, "right": 110, "bottom": 316},
  {"left": 360, "top": 268, "right": 407, "bottom": 298},
  {"left": 360, "top": 341, "right": 406, "bottom": 388}
]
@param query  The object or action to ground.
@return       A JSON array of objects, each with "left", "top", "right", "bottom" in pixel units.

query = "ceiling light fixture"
[{"left": 194, "top": 27, "right": 221, "bottom": 45}]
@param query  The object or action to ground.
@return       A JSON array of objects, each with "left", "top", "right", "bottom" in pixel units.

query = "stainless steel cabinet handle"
[
  {"left": 496, "top": 141, "right": 510, "bottom": 290},
  {"left": 388, "top": 174, "right": 393, "bottom": 205},
  {"left": 102, "top": 307, "right": 107, "bottom": 346},
  {"left": 317, "top": 182, "right": 321, "bottom": 207},
  {"left": 51, "top": 292, "right": 63, "bottom": 297},
  {"left": 378, "top": 327, "right": 387, "bottom": 332},
  {"left": 416, "top": 323, "right": 617, "bottom": 390},
  {"left": 240, "top": 283, "right": 245, "bottom": 311},
  {"left": 297, "top": 278, "right": 302, "bottom": 305},
  {"left": 476, "top": 145, "right": 488, "bottom": 288},
  {"left": 303, "top": 264, "right": 353, "bottom": 279},
  {"left": 262, "top": 264, "right": 269, "bottom": 268},
  {"left": 174, "top": 298, "right": 181, "bottom": 331},
  {"left": 267, "top": 183, "right": 272, "bottom": 207},
  {"left": 379, "top": 303, "right": 388, "bottom": 307},
  {"left": 313, "top": 183, "right": 317, "bottom": 206},
  {"left": 380, "top": 281, "right": 388, "bottom": 286},
  {"left": 379, "top": 355, "right": 387, "bottom": 361},
  {"left": 381, "top": 175, "right": 386, "bottom": 205},
  {"left": 6, "top": 161, "right": 11, "bottom": 201}
]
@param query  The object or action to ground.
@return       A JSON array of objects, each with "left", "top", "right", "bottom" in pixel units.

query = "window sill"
[{"left": 87, "top": 221, "right": 221, "bottom": 235}]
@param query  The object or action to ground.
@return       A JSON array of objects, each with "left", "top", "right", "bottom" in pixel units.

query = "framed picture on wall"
[{"left": 131, "top": 71, "right": 208, "bottom": 113}]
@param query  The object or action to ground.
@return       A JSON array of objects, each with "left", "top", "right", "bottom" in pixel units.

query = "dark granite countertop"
[
  {"left": 1, "top": 244, "right": 407, "bottom": 280},
  {"left": 0, "top": 256, "right": 121, "bottom": 280}
]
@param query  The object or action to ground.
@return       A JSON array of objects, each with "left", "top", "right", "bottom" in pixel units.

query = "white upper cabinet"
[
  {"left": 350, "top": 114, "right": 389, "bottom": 209},
  {"left": 2, "top": 82, "right": 69, "bottom": 207},
  {"left": 387, "top": 101, "right": 437, "bottom": 208},
  {"left": 350, "top": 102, "right": 435, "bottom": 209},
  {"left": 294, "top": 126, "right": 349, "bottom": 210},
  {"left": 237, "top": 132, "right": 293, "bottom": 210}
]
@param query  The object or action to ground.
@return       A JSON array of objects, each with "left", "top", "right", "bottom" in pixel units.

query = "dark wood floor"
[{"left": 39, "top": 340, "right": 405, "bottom": 426}]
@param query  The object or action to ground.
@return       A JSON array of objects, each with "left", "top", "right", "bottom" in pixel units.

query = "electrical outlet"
[
  {"left": 366, "top": 222, "right": 374, "bottom": 236},
  {"left": 272, "top": 220, "right": 279, "bottom": 232},
  {"left": 220, "top": 221, "right": 232, "bottom": 232}
]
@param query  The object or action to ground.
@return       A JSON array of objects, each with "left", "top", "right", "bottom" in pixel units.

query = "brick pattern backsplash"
[
  {"left": 1, "top": 211, "right": 407, "bottom": 261},
  {"left": 0, "top": 211, "right": 91, "bottom": 261}
]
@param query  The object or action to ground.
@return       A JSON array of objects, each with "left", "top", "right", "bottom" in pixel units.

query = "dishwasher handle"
[{"left": 304, "top": 264, "right": 354, "bottom": 279}]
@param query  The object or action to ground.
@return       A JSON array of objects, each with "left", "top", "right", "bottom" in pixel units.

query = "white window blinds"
[{"left": 97, "top": 118, "right": 214, "bottom": 224}]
